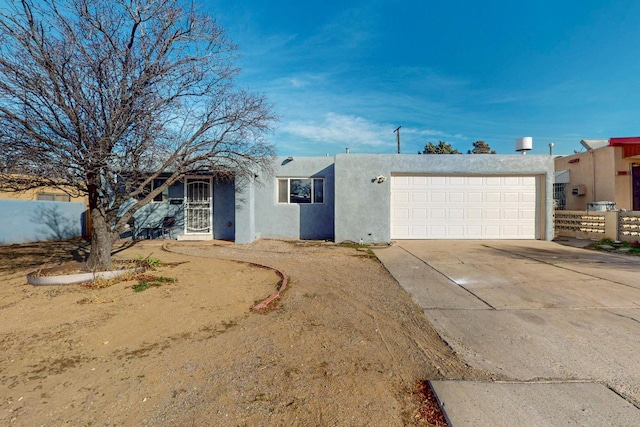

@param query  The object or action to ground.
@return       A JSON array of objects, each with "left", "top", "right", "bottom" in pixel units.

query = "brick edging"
[
  {"left": 248, "top": 264, "right": 288, "bottom": 311},
  {"left": 160, "top": 242, "right": 288, "bottom": 311}
]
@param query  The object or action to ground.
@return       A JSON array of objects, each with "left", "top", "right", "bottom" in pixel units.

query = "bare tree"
[{"left": 0, "top": 0, "right": 276, "bottom": 269}]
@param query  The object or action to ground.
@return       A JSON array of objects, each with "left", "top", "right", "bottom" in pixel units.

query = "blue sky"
[{"left": 207, "top": 0, "right": 640, "bottom": 156}]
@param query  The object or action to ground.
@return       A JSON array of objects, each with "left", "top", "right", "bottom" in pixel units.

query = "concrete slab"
[
  {"left": 398, "top": 240, "right": 640, "bottom": 309},
  {"left": 554, "top": 263, "right": 640, "bottom": 290},
  {"left": 377, "top": 240, "right": 640, "bottom": 424},
  {"left": 373, "top": 245, "right": 489, "bottom": 309},
  {"left": 424, "top": 308, "right": 640, "bottom": 404},
  {"left": 431, "top": 381, "right": 640, "bottom": 427}
]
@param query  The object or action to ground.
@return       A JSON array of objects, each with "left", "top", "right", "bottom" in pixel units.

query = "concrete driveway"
[{"left": 374, "top": 240, "right": 640, "bottom": 426}]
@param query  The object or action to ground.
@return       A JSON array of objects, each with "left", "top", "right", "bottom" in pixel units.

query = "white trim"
[
  {"left": 390, "top": 174, "right": 539, "bottom": 239},
  {"left": 277, "top": 177, "right": 325, "bottom": 204},
  {"left": 183, "top": 176, "right": 213, "bottom": 235}
]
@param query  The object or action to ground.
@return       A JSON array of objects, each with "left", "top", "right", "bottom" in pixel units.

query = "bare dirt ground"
[{"left": 0, "top": 239, "right": 488, "bottom": 426}]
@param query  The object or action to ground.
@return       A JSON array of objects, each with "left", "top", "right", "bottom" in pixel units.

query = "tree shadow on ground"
[
  {"left": 0, "top": 239, "right": 90, "bottom": 273},
  {"left": 0, "top": 239, "right": 139, "bottom": 274}
]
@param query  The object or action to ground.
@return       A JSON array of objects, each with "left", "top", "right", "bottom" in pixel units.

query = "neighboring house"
[
  {"left": 554, "top": 137, "right": 640, "bottom": 211},
  {"left": 0, "top": 184, "right": 89, "bottom": 244},
  {"left": 139, "top": 154, "right": 555, "bottom": 243},
  {"left": 0, "top": 186, "right": 86, "bottom": 203}
]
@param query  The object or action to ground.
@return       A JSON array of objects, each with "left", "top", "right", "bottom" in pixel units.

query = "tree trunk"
[{"left": 86, "top": 208, "right": 113, "bottom": 271}]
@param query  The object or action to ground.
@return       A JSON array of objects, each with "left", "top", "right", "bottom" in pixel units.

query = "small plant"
[
  {"left": 586, "top": 238, "right": 640, "bottom": 256},
  {"left": 136, "top": 254, "right": 163, "bottom": 268},
  {"left": 132, "top": 275, "right": 176, "bottom": 292},
  {"left": 132, "top": 280, "right": 158, "bottom": 292}
]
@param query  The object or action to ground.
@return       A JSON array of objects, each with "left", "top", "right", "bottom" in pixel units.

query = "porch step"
[{"left": 177, "top": 234, "right": 213, "bottom": 241}]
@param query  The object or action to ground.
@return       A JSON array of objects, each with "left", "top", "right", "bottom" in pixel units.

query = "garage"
[{"left": 391, "top": 175, "right": 538, "bottom": 239}]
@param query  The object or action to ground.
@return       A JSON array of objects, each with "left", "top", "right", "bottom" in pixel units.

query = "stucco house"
[
  {"left": 136, "top": 153, "right": 555, "bottom": 243},
  {"left": 554, "top": 137, "right": 640, "bottom": 211},
  {"left": 0, "top": 179, "right": 89, "bottom": 243}
]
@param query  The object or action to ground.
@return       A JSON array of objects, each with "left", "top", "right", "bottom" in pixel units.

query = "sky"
[{"left": 206, "top": 0, "right": 640, "bottom": 157}]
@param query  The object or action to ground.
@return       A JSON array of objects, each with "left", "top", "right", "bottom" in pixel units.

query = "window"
[
  {"left": 37, "top": 193, "right": 71, "bottom": 202},
  {"left": 152, "top": 178, "right": 169, "bottom": 203},
  {"left": 553, "top": 183, "right": 566, "bottom": 210},
  {"left": 278, "top": 178, "right": 324, "bottom": 204}
]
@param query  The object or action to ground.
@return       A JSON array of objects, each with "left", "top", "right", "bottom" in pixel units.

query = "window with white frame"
[{"left": 278, "top": 178, "right": 324, "bottom": 204}]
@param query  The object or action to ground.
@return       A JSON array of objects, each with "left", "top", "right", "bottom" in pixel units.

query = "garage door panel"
[
  {"left": 521, "top": 225, "right": 536, "bottom": 235},
  {"left": 503, "top": 209, "right": 519, "bottom": 220},
  {"left": 412, "top": 192, "right": 427, "bottom": 203},
  {"left": 431, "top": 209, "right": 446, "bottom": 219},
  {"left": 395, "top": 176, "right": 410, "bottom": 185},
  {"left": 485, "top": 192, "right": 501, "bottom": 203},
  {"left": 449, "top": 209, "right": 464, "bottom": 219},
  {"left": 449, "top": 177, "right": 465, "bottom": 186},
  {"left": 448, "top": 225, "right": 464, "bottom": 235},
  {"left": 467, "top": 209, "right": 482, "bottom": 219},
  {"left": 503, "top": 192, "right": 520, "bottom": 203},
  {"left": 485, "top": 209, "right": 500, "bottom": 220},
  {"left": 485, "top": 225, "right": 501, "bottom": 237},
  {"left": 412, "top": 176, "right": 427, "bottom": 185},
  {"left": 431, "top": 192, "right": 446, "bottom": 202},
  {"left": 391, "top": 175, "right": 537, "bottom": 239},
  {"left": 394, "top": 191, "right": 410, "bottom": 203},
  {"left": 394, "top": 208, "right": 409, "bottom": 219},
  {"left": 466, "top": 225, "right": 482, "bottom": 236},
  {"left": 412, "top": 208, "right": 427, "bottom": 219},
  {"left": 468, "top": 192, "right": 483, "bottom": 203},
  {"left": 430, "top": 176, "right": 446, "bottom": 186}
]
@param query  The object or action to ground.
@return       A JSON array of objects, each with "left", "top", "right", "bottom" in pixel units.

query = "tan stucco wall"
[
  {"left": 555, "top": 146, "right": 635, "bottom": 210},
  {"left": 614, "top": 149, "right": 635, "bottom": 210},
  {"left": 0, "top": 187, "right": 86, "bottom": 204}
]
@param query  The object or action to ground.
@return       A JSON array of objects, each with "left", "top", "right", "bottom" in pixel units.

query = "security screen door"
[{"left": 184, "top": 177, "right": 212, "bottom": 234}]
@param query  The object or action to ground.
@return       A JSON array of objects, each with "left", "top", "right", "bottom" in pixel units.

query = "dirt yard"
[{"left": 0, "top": 239, "right": 488, "bottom": 426}]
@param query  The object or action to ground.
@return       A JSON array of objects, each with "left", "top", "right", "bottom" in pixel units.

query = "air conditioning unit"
[{"left": 571, "top": 185, "right": 586, "bottom": 196}]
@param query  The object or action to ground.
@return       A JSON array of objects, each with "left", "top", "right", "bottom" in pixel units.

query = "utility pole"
[{"left": 394, "top": 126, "right": 401, "bottom": 153}]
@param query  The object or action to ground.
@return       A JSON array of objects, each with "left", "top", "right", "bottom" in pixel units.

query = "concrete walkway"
[{"left": 374, "top": 240, "right": 640, "bottom": 426}]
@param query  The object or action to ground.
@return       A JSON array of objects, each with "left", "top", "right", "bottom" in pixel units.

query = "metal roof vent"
[{"left": 515, "top": 137, "right": 533, "bottom": 154}]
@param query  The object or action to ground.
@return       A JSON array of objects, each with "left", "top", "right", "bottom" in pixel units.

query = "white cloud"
[
  {"left": 281, "top": 113, "right": 392, "bottom": 151},
  {"left": 404, "top": 128, "right": 467, "bottom": 140},
  {"left": 277, "top": 113, "right": 470, "bottom": 155}
]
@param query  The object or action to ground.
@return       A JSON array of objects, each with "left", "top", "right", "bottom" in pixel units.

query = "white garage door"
[{"left": 391, "top": 175, "right": 537, "bottom": 239}]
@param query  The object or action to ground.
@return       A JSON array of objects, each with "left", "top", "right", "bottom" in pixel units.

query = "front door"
[
  {"left": 633, "top": 164, "right": 640, "bottom": 211},
  {"left": 184, "top": 177, "right": 212, "bottom": 235}
]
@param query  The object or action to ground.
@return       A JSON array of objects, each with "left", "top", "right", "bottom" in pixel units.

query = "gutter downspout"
[{"left": 591, "top": 150, "right": 596, "bottom": 202}]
